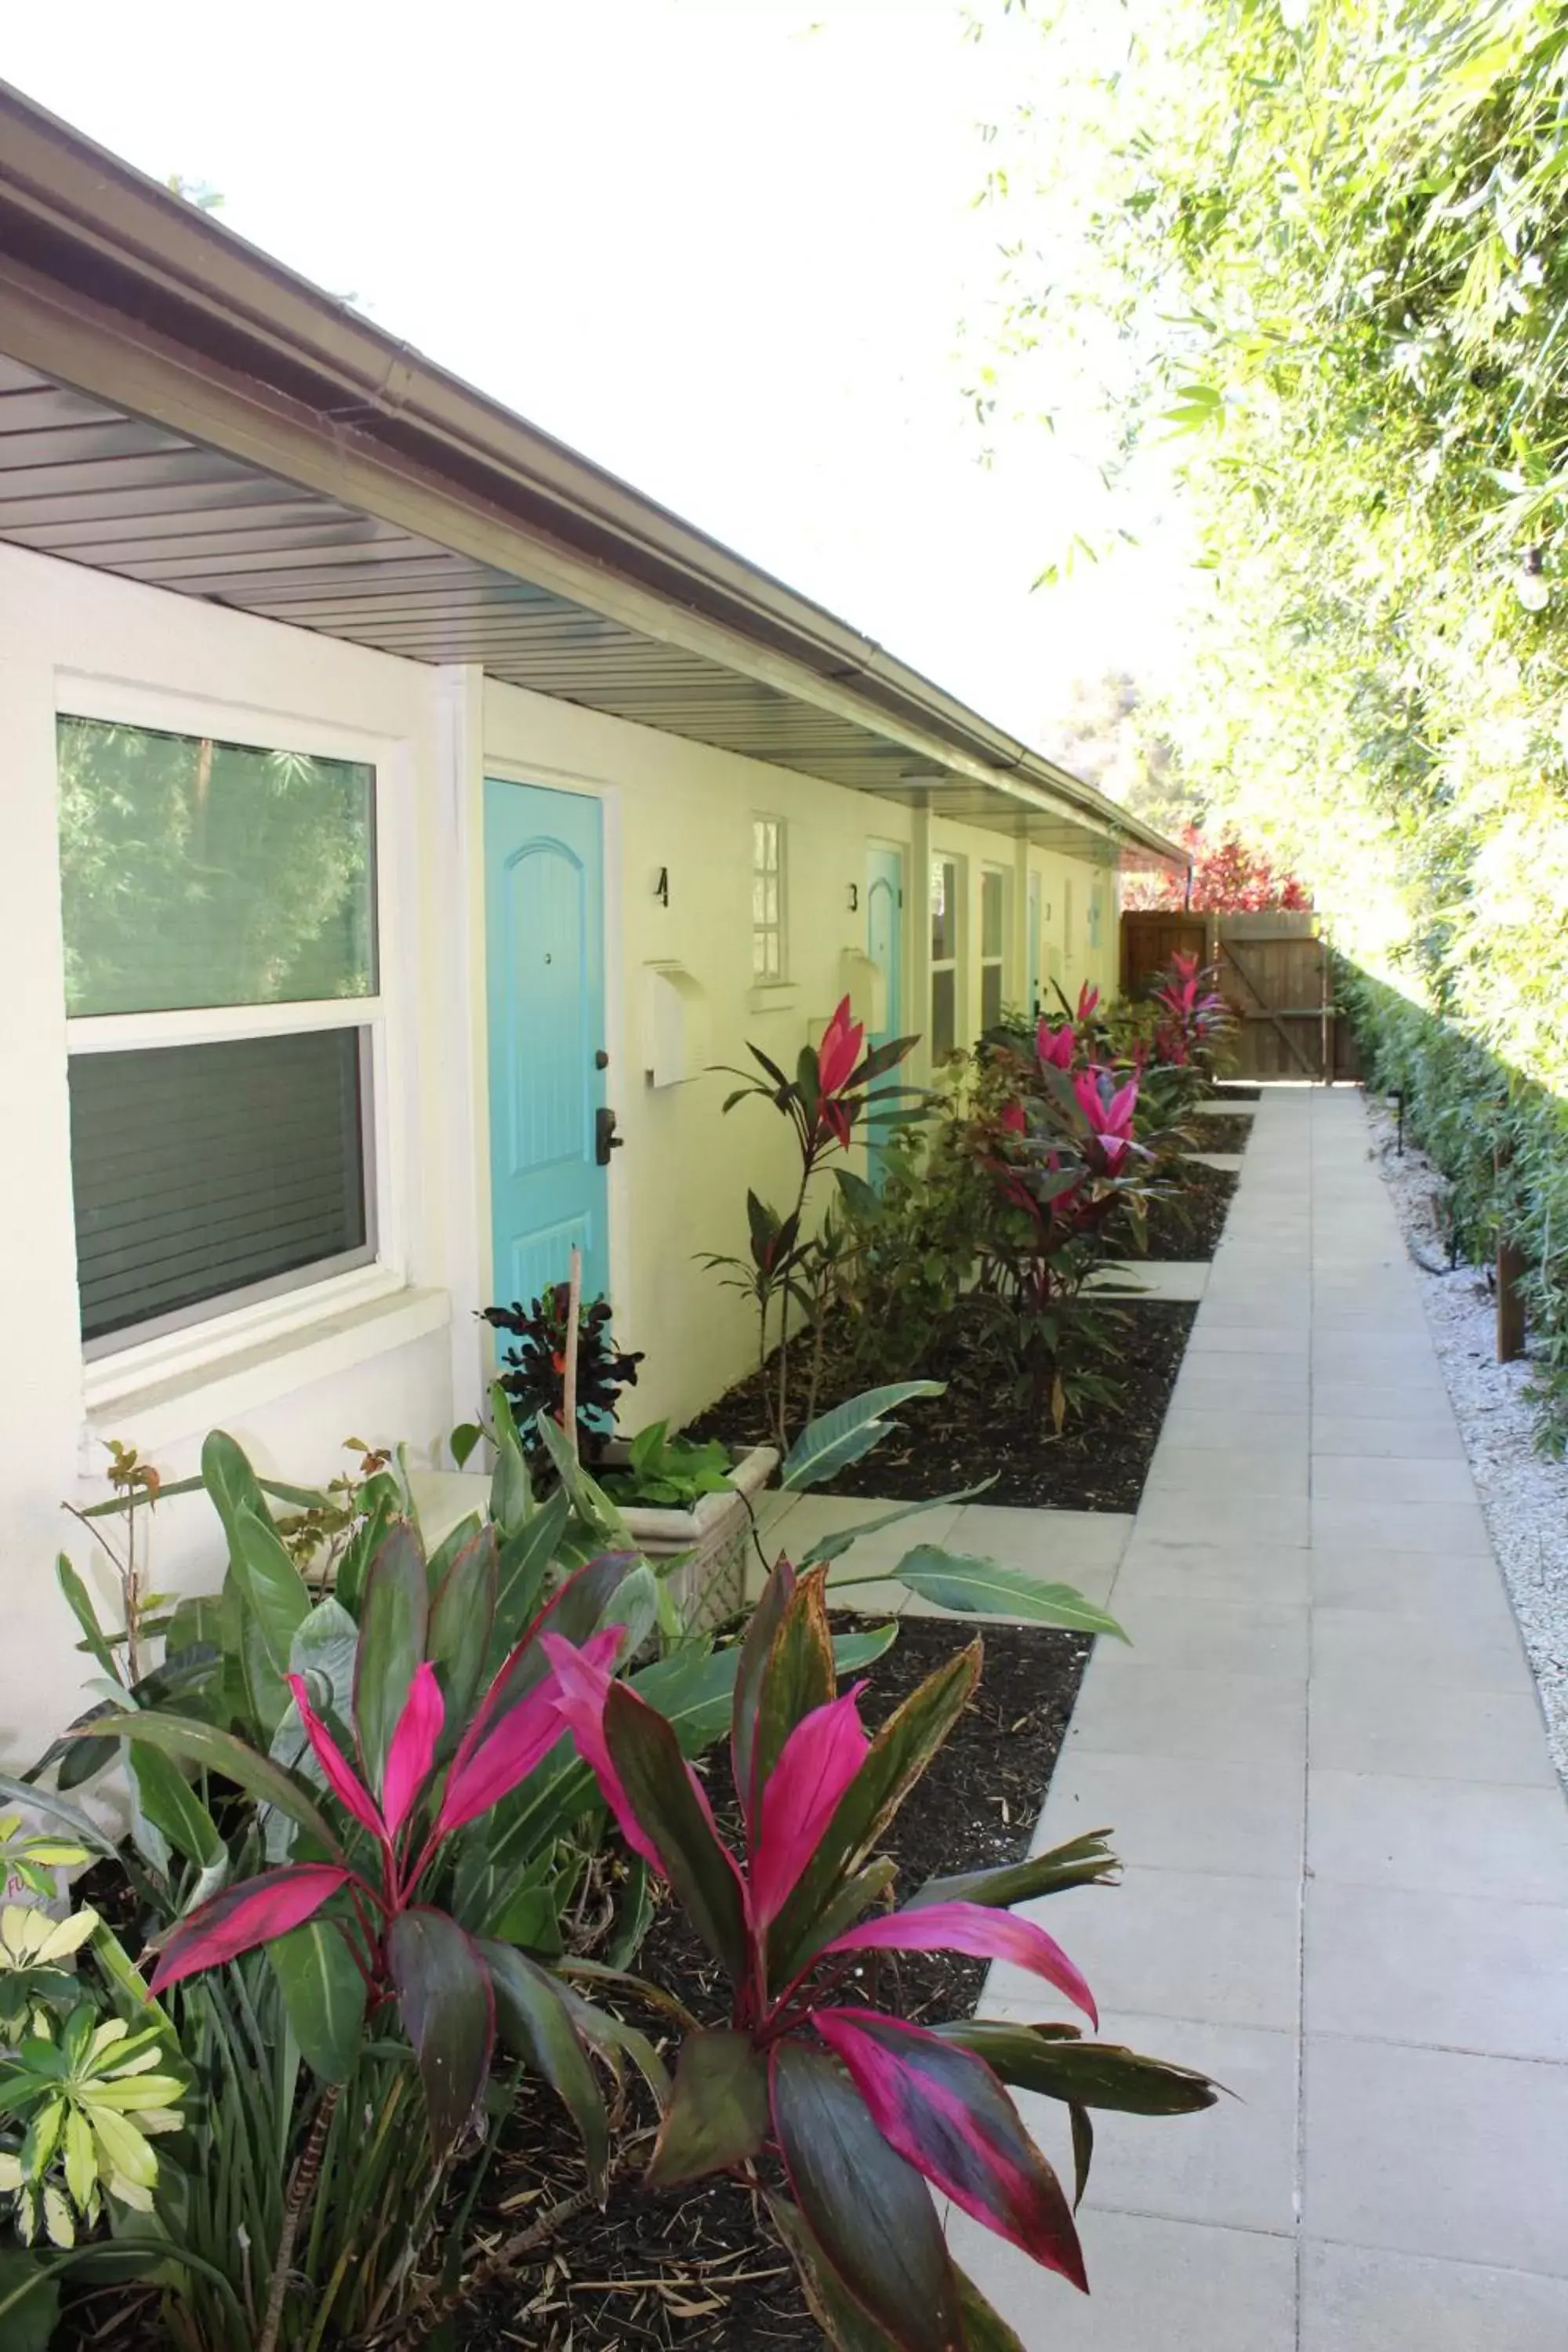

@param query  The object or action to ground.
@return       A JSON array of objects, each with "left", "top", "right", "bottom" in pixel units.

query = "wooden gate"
[{"left": 1120, "top": 909, "right": 1356, "bottom": 1081}]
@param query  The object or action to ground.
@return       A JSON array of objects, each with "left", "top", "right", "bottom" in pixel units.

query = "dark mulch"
[
  {"left": 456, "top": 1613, "right": 1091, "bottom": 2350},
  {"left": 1187, "top": 1112, "right": 1254, "bottom": 1155},
  {"left": 1104, "top": 1159, "right": 1236, "bottom": 1262},
  {"left": 689, "top": 1296, "right": 1196, "bottom": 1512},
  {"left": 1208, "top": 1081, "right": 1260, "bottom": 1101}
]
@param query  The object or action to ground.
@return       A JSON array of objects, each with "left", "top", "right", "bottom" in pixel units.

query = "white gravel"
[{"left": 1364, "top": 1092, "right": 1568, "bottom": 1785}]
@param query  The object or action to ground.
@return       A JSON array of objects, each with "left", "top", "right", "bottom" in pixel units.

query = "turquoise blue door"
[
  {"left": 484, "top": 779, "right": 610, "bottom": 1309},
  {"left": 865, "top": 845, "right": 903, "bottom": 1185}
]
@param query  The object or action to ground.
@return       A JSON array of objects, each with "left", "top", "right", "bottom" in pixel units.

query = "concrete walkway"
[{"left": 954, "top": 1087, "right": 1568, "bottom": 2350}]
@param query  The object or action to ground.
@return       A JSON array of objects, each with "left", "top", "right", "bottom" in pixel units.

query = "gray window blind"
[
  {"left": 70, "top": 1029, "right": 372, "bottom": 1345},
  {"left": 931, "top": 968, "right": 956, "bottom": 1062}
]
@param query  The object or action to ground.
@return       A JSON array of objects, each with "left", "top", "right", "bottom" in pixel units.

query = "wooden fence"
[{"left": 1120, "top": 909, "right": 1359, "bottom": 1082}]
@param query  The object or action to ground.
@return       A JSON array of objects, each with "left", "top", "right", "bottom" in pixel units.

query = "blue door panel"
[
  {"left": 484, "top": 779, "right": 609, "bottom": 1310},
  {"left": 865, "top": 845, "right": 903, "bottom": 1186}
]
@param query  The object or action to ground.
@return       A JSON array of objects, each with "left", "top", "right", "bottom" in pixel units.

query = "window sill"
[
  {"left": 746, "top": 982, "right": 802, "bottom": 1014},
  {"left": 82, "top": 1283, "right": 452, "bottom": 1460}
]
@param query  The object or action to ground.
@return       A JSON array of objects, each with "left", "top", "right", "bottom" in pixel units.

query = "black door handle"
[{"left": 595, "top": 1107, "right": 623, "bottom": 1166}]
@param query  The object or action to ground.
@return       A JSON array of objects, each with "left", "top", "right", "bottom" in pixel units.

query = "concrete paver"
[{"left": 950, "top": 1088, "right": 1568, "bottom": 2345}]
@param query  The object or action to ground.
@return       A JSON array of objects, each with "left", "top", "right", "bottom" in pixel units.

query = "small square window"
[{"left": 752, "top": 817, "right": 786, "bottom": 981}]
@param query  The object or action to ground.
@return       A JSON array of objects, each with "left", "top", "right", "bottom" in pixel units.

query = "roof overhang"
[{"left": 0, "top": 81, "right": 1182, "bottom": 871}]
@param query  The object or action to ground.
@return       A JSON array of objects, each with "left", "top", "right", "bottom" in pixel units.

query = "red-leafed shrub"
[{"left": 1124, "top": 827, "right": 1312, "bottom": 913}]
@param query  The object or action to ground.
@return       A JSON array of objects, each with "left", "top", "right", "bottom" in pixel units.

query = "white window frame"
[
  {"left": 752, "top": 814, "right": 787, "bottom": 982},
  {"left": 979, "top": 864, "right": 1008, "bottom": 1031},
  {"left": 929, "top": 851, "right": 964, "bottom": 1062},
  {"left": 57, "top": 676, "right": 411, "bottom": 1408}
]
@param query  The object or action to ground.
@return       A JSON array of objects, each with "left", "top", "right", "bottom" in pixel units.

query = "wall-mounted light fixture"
[{"left": 655, "top": 866, "right": 670, "bottom": 907}]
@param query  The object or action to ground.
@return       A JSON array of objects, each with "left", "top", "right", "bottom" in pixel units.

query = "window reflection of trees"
[{"left": 57, "top": 717, "right": 375, "bottom": 1016}]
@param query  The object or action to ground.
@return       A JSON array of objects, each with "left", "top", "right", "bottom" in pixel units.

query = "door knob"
[{"left": 595, "top": 1108, "right": 623, "bottom": 1166}]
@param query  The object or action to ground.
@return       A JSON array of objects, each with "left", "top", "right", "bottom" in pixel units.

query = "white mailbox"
[
  {"left": 837, "top": 946, "right": 887, "bottom": 1034},
  {"left": 643, "top": 960, "right": 713, "bottom": 1087}
]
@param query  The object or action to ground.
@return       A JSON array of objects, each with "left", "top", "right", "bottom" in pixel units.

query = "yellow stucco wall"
[{"left": 481, "top": 677, "right": 1120, "bottom": 1430}]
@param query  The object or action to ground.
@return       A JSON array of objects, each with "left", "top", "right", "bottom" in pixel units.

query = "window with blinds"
[
  {"left": 71, "top": 1032, "right": 372, "bottom": 1348},
  {"left": 58, "top": 714, "right": 381, "bottom": 1353}
]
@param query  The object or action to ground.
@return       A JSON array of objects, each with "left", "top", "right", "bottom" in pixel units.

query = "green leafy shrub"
[
  {"left": 481, "top": 1287, "right": 644, "bottom": 1466},
  {"left": 1341, "top": 960, "right": 1568, "bottom": 1450},
  {"left": 14, "top": 1379, "right": 1119, "bottom": 2344},
  {"left": 705, "top": 997, "right": 922, "bottom": 1443},
  {"left": 601, "top": 1421, "right": 735, "bottom": 1508},
  {"left": 546, "top": 1555, "right": 1217, "bottom": 2347}
]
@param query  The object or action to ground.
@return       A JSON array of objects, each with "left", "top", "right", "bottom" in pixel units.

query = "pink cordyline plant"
[
  {"left": 815, "top": 995, "right": 866, "bottom": 1148},
  {"left": 1070, "top": 1067, "right": 1141, "bottom": 1173},
  {"left": 710, "top": 996, "right": 921, "bottom": 1444},
  {"left": 539, "top": 1560, "right": 1216, "bottom": 2347},
  {"left": 96, "top": 1533, "right": 652, "bottom": 2161},
  {"left": 1151, "top": 952, "right": 1231, "bottom": 1069},
  {"left": 1035, "top": 1018, "right": 1076, "bottom": 1071},
  {"left": 1033, "top": 982, "right": 1101, "bottom": 1076}
]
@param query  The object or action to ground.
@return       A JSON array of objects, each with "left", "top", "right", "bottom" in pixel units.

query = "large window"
[
  {"left": 752, "top": 816, "right": 786, "bottom": 982},
  {"left": 980, "top": 866, "right": 1007, "bottom": 1032},
  {"left": 930, "top": 855, "right": 960, "bottom": 1062},
  {"left": 58, "top": 715, "right": 381, "bottom": 1353}
]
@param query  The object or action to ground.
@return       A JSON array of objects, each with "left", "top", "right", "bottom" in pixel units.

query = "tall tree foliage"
[{"left": 984, "top": 0, "right": 1568, "bottom": 1098}]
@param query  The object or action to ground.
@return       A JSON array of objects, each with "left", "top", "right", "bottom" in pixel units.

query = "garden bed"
[
  {"left": 1186, "top": 1112, "right": 1253, "bottom": 1154},
  {"left": 456, "top": 1613, "right": 1093, "bottom": 2351},
  {"left": 1102, "top": 1158, "right": 1236, "bottom": 1262},
  {"left": 689, "top": 1297, "right": 1196, "bottom": 1510},
  {"left": 1207, "top": 1081, "right": 1260, "bottom": 1101},
  {"left": 56, "top": 1620, "right": 1092, "bottom": 2352}
]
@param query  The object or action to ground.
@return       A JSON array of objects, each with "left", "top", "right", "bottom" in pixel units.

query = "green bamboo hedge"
[{"left": 1339, "top": 960, "right": 1568, "bottom": 1456}]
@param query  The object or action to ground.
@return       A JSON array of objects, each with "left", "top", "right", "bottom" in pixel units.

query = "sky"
[{"left": 2, "top": 0, "right": 1189, "bottom": 757}]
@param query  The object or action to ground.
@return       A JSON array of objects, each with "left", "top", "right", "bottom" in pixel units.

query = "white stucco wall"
[{"left": 0, "top": 541, "right": 1119, "bottom": 1762}]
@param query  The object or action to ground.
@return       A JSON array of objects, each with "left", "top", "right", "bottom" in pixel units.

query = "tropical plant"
[
  {"left": 481, "top": 1287, "right": 644, "bottom": 1467},
  {"left": 112, "top": 1546, "right": 642, "bottom": 2147},
  {"left": 822, "top": 1055, "right": 1005, "bottom": 1385},
  {"left": 768, "top": 1381, "right": 1128, "bottom": 1632},
  {"left": 0, "top": 1889, "right": 193, "bottom": 2345},
  {"left": 68, "top": 1526, "right": 667, "bottom": 2348},
  {"left": 601, "top": 1421, "right": 736, "bottom": 1509},
  {"left": 16, "top": 1406, "right": 925, "bottom": 2347},
  {"left": 542, "top": 1555, "right": 1219, "bottom": 2350},
  {"left": 14, "top": 1376, "right": 1123, "bottom": 2347},
  {"left": 0, "top": 1817, "right": 90, "bottom": 1915},
  {"left": 706, "top": 997, "right": 923, "bottom": 1445},
  {"left": 0, "top": 1984, "right": 187, "bottom": 2249},
  {"left": 1123, "top": 828, "right": 1312, "bottom": 914},
  {"left": 1149, "top": 953, "right": 1234, "bottom": 1076},
  {"left": 954, "top": 1036, "right": 1157, "bottom": 1423}
]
